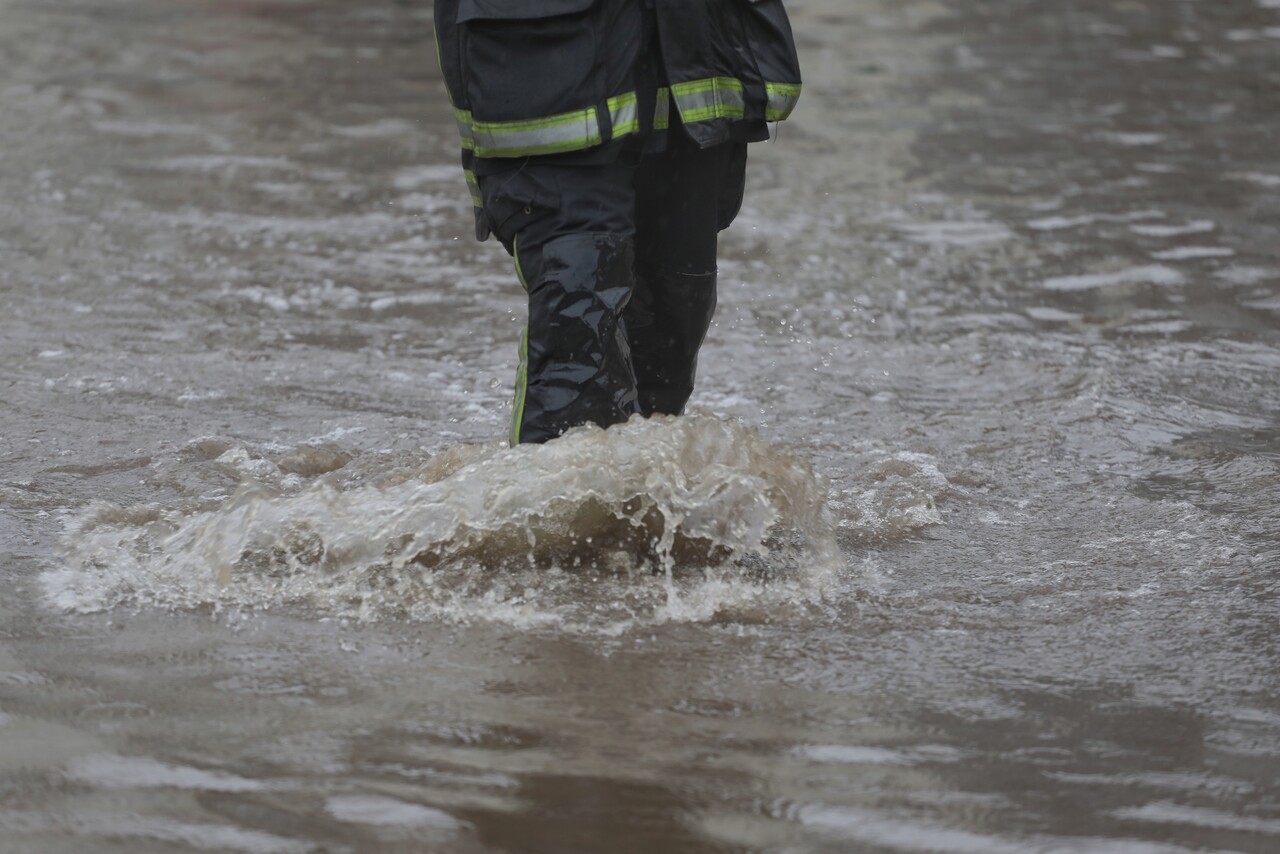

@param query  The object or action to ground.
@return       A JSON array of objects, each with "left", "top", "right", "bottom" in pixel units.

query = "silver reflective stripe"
[
  {"left": 509, "top": 325, "right": 529, "bottom": 447},
  {"left": 670, "top": 77, "right": 745, "bottom": 124},
  {"left": 453, "top": 78, "right": 796, "bottom": 161},
  {"left": 608, "top": 92, "right": 639, "bottom": 137},
  {"left": 457, "top": 92, "right": 646, "bottom": 158},
  {"left": 471, "top": 107, "right": 601, "bottom": 158},
  {"left": 453, "top": 108, "right": 477, "bottom": 152},
  {"left": 765, "top": 83, "right": 802, "bottom": 121}
]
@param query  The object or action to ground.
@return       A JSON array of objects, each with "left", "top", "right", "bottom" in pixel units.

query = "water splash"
[{"left": 46, "top": 415, "right": 847, "bottom": 633}]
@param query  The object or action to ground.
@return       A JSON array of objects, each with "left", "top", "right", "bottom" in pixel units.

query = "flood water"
[{"left": 2, "top": 0, "right": 1279, "bottom": 851}]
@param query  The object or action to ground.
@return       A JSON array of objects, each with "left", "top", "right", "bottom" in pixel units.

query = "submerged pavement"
[{"left": 1, "top": 0, "right": 1279, "bottom": 851}]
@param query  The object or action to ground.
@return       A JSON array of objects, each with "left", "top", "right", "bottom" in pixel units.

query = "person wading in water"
[{"left": 434, "top": 0, "right": 802, "bottom": 444}]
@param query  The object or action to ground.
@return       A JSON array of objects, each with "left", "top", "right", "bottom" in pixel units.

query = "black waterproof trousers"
[{"left": 479, "top": 129, "right": 747, "bottom": 445}]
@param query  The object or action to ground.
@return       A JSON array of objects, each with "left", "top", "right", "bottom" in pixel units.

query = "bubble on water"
[
  {"left": 829, "top": 452, "right": 952, "bottom": 546},
  {"left": 45, "top": 414, "right": 858, "bottom": 633},
  {"left": 1041, "top": 265, "right": 1185, "bottom": 292},
  {"left": 893, "top": 220, "right": 1014, "bottom": 247}
]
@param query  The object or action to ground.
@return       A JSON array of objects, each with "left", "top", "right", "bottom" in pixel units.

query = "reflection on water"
[{"left": 1, "top": 0, "right": 1278, "bottom": 851}]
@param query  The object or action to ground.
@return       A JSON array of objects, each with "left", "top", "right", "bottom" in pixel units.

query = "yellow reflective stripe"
[
  {"left": 654, "top": 87, "right": 670, "bottom": 130},
  {"left": 607, "top": 91, "right": 639, "bottom": 137},
  {"left": 450, "top": 79, "right": 799, "bottom": 160},
  {"left": 765, "top": 82, "right": 802, "bottom": 121},
  {"left": 453, "top": 91, "right": 647, "bottom": 158},
  {"left": 513, "top": 234, "right": 527, "bottom": 291},
  {"left": 680, "top": 104, "right": 745, "bottom": 123},
  {"left": 454, "top": 107, "right": 476, "bottom": 151},
  {"left": 470, "top": 106, "right": 600, "bottom": 157},
  {"left": 670, "top": 77, "right": 745, "bottom": 123},
  {"left": 671, "top": 77, "right": 744, "bottom": 98},
  {"left": 509, "top": 326, "right": 529, "bottom": 447},
  {"left": 464, "top": 169, "right": 481, "bottom": 208},
  {"left": 509, "top": 239, "right": 530, "bottom": 445}
]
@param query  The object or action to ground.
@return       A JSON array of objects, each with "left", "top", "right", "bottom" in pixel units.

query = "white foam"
[
  {"left": 1102, "top": 132, "right": 1165, "bottom": 146},
  {"left": 157, "top": 155, "right": 295, "bottom": 173},
  {"left": 92, "top": 120, "right": 206, "bottom": 137},
  {"left": 1150, "top": 247, "right": 1234, "bottom": 260},
  {"left": 794, "top": 805, "right": 1201, "bottom": 853},
  {"left": 1026, "top": 215, "right": 1099, "bottom": 231},
  {"left": 1214, "top": 266, "right": 1277, "bottom": 286},
  {"left": 66, "top": 754, "right": 276, "bottom": 793},
  {"left": 1048, "top": 771, "right": 1255, "bottom": 797},
  {"left": 894, "top": 221, "right": 1014, "bottom": 247},
  {"left": 1227, "top": 707, "right": 1280, "bottom": 725},
  {"left": 1026, "top": 210, "right": 1164, "bottom": 231},
  {"left": 1113, "top": 802, "right": 1280, "bottom": 835},
  {"left": 1226, "top": 27, "right": 1280, "bottom": 40},
  {"left": 1229, "top": 172, "right": 1280, "bottom": 188},
  {"left": 796, "top": 806, "right": 1026, "bottom": 853},
  {"left": 1130, "top": 220, "right": 1215, "bottom": 238},
  {"left": 325, "top": 795, "right": 468, "bottom": 831},
  {"left": 1123, "top": 320, "right": 1195, "bottom": 335},
  {"left": 1041, "top": 266, "right": 1185, "bottom": 291},
  {"left": 176, "top": 389, "right": 226, "bottom": 403},
  {"left": 1026, "top": 307, "right": 1082, "bottom": 323},
  {"left": 393, "top": 164, "right": 462, "bottom": 189},
  {"left": 829, "top": 452, "right": 950, "bottom": 543},
  {"left": 795, "top": 744, "right": 962, "bottom": 766},
  {"left": 1242, "top": 295, "right": 1280, "bottom": 313},
  {"left": 46, "top": 415, "right": 854, "bottom": 633},
  {"left": 328, "top": 118, "right": 418, "bottom": 139},
  {"left": 369, "top": 291, "right": 449, "bottom": 312},
  {"left": 75, "top": 814, "right": 310, "bottom": 854},
  {"left": 395, "top": 192, "right": 455, "bottom": 212}
]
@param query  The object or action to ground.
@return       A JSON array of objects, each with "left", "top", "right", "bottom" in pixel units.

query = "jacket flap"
[{"left": 457, "top": 0, "right": 595, "bottom": 22}]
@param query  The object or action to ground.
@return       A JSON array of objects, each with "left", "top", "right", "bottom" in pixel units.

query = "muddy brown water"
[{"left": 2, "top": 0, "right": 1278, "bottom": 851}]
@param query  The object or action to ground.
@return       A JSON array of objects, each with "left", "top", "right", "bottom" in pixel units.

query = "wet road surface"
[{"left": 2, "top": 0, "right": 1279, "bottom": 851}]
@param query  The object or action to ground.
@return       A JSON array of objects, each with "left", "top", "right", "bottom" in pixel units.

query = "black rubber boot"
[
  {"left": 624, "top": 269, "right": 717, "bottom": 417},
  {"left": 514, "top": 233, "right": 641, "bottom": 445}
]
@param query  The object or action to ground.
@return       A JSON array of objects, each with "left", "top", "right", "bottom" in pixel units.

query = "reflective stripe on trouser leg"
[
  {"left": 509, "top": 325, "right": 529, "bottom": 447},
  {"left": 508, "top": 236, "right": 529, "bottom": 446},
  {"left": 513, "top": 234, "right": 527, "bottom": 291}
]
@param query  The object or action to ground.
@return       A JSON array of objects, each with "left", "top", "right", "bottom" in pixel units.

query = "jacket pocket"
[
  {"left": 478, "top": 167, "right": 563, "bottom": 253},
  {"left": 457, "top": 0, "right": 601, "bottom": 135}
]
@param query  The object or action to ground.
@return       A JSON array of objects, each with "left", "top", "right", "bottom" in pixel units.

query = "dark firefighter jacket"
[{"left": 433, "top": 0, "right": 803, "bottom": 216}]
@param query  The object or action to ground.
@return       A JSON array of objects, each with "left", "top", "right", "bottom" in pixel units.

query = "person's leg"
[
  {"left": 628, "top": 131, "right": 748, "bottom": 416},
  {"left": 478, "top": 159, "right": 642, "bottom": 445}
]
